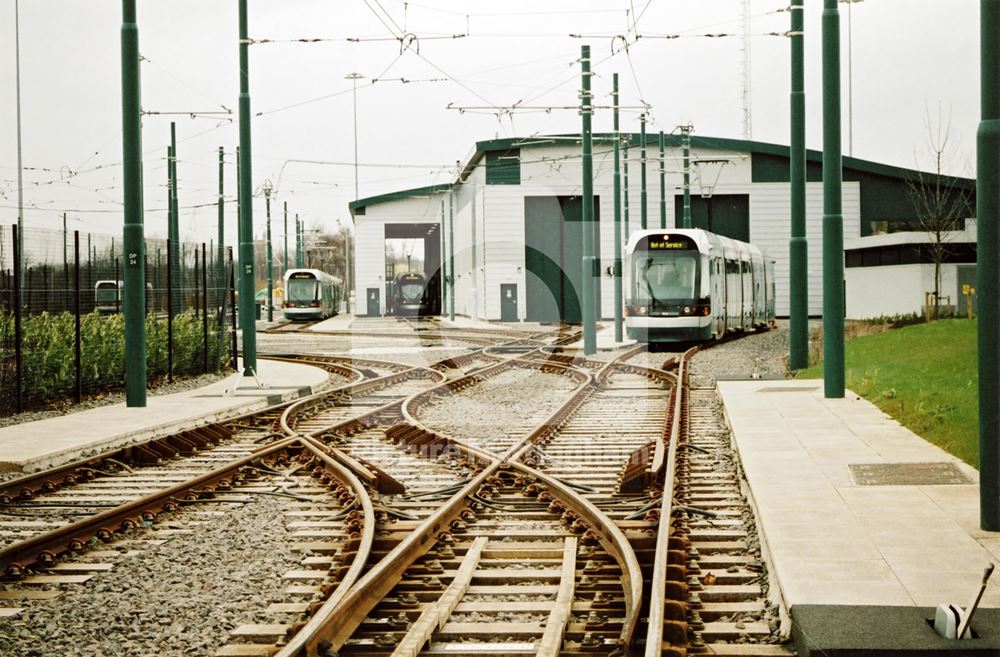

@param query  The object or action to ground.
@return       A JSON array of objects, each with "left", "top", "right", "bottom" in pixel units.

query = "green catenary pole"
[
  {"left": 789, "top": 0, "right": 809, "bottom": 370},
  {"left": 978, "top": 0, "right": 1000, "bottom": 531},
  {"left": 682, "top": 126, "right": 692, "bottom": 229},
  {"left": 296, "top": 215, "right": 304, "bottom": 268},
  {"left": 580, "top": 45, "right": 597, "bottom": 355},
  {"left": 265, "top": 187, "right": 273, "bottom": 322},
  {"left": 169, "top": 124, "right": 180, "bottom": 314},
  {"left": 448, "top": 188, "right": 455, "bottom": 321},
  {"left": 217, "top": 146, "right": 225, "bottom": 315},
  {"left": 120, "top": 0, "right": 146, "bottom": 407},
  {"left": 822, "top": 0, "right": 844, "bottom": 398},
  {"left": 659, "top": 131, "right": 666, "bottom": 229},
  {"left": 613, "top": 73, "right": 623, "bottom": 343},
  {"left": 624, "top": 141, "right": 630, "bottom": 238},
  {"left": 440, "top": 199, "right": 445, "bottom": 314},
  {"left": 640, "top": 114, "right": 648, "bottom": 230},
  {"left": 237, "top": 0, "right": 257, "bottom": 375}
]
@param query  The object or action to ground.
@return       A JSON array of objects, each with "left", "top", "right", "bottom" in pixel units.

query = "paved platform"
[
  {"left": 308, "top": 312, "right": 356, "bottom": 331},
  {"left": 0, "top": 357, "right": 331, "bottom": 474},
  {"left": 718, "top": 380, "right": 1000, "bottom": 653}
]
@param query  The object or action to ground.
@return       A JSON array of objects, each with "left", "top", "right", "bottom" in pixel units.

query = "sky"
[{"left": 0, "top": 0, "right": 982, "bottom": 249}]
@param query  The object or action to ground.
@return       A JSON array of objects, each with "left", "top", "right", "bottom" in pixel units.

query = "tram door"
[
  {"left": 366, "top": 288, "right": 381, "bottom": 316},
  {"left": 500, "top": 284, "right": 518, "bottom": 322}
]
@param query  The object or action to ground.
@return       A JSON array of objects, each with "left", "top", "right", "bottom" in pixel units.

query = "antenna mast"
[{"left": 740, "top": 0, "right": 753, "bottom": 139}]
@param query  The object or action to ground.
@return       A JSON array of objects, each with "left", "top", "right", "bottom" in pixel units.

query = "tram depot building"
[{"left": 348, "top": 134, "right": 977, "bottom": 322}]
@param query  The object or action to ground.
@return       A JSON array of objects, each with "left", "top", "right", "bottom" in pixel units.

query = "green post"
[
  {"left": 580, "top": 45, "right": 596, "bottom": 355},
  {"left": 265, "top": 183, "right": 273, "bottom": 322},
  {"left": 448, "top": 188, "right": 456, "bottom": 321},
  {"left": 439, "top": 199, "right": 447, "bottom": 317},
  {"left": 978, "top": 0, "right": 1000, "bottom": 531},
  {"left": 169, "top": 125, "right": 181, "bottom": 313},
  {"left": 659, "top": 131, "right": 666, "bottom": 229},
  {"left": 217, "top": 146, "right": 225, "bottom": 313},
  {"left": 640, "top": 113, "right": 648, "bottom": 230},
  {"left": 624, "top": 141, "right": 630, "bottom": 238},
  {"left": 613, "top": 73, "right": 623, "bottom": 343},
  {"left": 682, "top": 125, "right": 692, "bottom": 229},
  {"left": 789, "top": 0, "right": 809, "bottom": 370},
  {"left": 296, "top": 215, "right": 304, "bottom": 268},
  {"left": 120, "top": 0, "right": 146, "bottom": 407},
  {"left": 237, "top": 0, "right": 257, "bottom": 375},
  {"left": 822, "top": 0, "right": 844, "bottom": 398},
  {"left": 283, "top": 201, "right": 289, "bottom": 274}
]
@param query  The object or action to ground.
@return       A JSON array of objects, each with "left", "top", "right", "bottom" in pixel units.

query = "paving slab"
[
  {"left": 0, "top": 357, "right": 331, "bottom": 473},
  {"left": 717, "top": 380, "right": 1000, "bottom": 648}
]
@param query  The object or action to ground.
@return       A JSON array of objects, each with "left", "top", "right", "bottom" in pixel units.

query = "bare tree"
[{"left": 905, "top": 107, "right": 973, "bottom": 319}]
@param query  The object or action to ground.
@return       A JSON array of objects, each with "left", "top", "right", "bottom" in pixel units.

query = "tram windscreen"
[
  {"left": 399, "top": 280, "right": 423, "bottom": 303},
  {"left": 632, "top": 253, "right": 699, "bottom": 304},
  {"left": 287, "top": 278, "right": 319, "bottom": 303}
]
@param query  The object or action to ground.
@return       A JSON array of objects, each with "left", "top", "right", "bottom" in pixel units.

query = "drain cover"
[{"left": 849, "top": 462, "right": 974, "bottom": 486}]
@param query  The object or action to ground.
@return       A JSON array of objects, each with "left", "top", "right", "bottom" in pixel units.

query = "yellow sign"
[{"left": 963, "top": 284, "right": 971, "bottom": 294}]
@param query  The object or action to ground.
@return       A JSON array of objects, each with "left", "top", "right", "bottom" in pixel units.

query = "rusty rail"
[
  {"left": 0, "top": 437, "right": 296, "bottom": 575},
  {"left": 643, "top": 346, "right": 697, "bottom": 657}
]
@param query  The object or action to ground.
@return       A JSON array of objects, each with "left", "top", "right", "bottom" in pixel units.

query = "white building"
[{"left": 349, "top": 135, "right": 975, "bottom": 321}]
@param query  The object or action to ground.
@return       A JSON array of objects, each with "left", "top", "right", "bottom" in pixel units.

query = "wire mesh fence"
[{"left": 0, "top": 225, "right": 237, "bottom": 416}]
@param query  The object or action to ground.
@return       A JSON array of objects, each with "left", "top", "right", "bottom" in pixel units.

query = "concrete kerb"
[{"left": 716, "top": 379, "right": 794, "bottom": 640}]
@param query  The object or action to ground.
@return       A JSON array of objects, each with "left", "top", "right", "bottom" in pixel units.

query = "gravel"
[
  {"left": 688, "top": 322, "right": 792, "bottom": 387},
  {"left": 0, "top": 490, "right": 317, "bottom": 657},
  {"left": 417, "top": 367, "right": 579, "bottom": 452}
]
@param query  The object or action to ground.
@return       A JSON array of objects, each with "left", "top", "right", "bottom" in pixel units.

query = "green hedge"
[{"left": 0, "top": 310, "right": 228, "bottom": 410}]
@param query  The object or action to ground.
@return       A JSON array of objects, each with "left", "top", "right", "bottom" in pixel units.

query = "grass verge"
[{"left": 798, "top": 319, "right": 978, "bottom": 466}]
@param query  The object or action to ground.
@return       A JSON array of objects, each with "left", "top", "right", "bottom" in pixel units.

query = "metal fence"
[{"left": 0, "top": 225, "right": 237, "bottom": 416}]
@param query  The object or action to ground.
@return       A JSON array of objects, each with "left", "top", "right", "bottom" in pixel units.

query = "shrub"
[{"left": 0, "top": 309, "right": 229, "bottom": 414}]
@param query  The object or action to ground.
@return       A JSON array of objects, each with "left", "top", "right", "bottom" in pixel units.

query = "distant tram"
[
  {"left": 283, "top": 269, "right": 342, "bottom": 321},
  {"left": 393, "top": 272, "right": 431, "bottom": 316},
  {"left": 624, "top": 228, "right": 775, "bottom": 343},
  {"left": 94, "top": 280, "right": 122, "bottom": 314}
]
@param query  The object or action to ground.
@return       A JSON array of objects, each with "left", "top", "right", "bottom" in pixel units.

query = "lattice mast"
[{"left": 740, "top": 0, "right": 753, "bottom": 139}]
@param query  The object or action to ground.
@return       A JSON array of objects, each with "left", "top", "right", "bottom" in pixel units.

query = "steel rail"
[
  {"left": 255, "top": 354, "right": 367, "bottom": 383},
  {"left": 511, "top": 460, "right": 645, "bottom": 655},
  {"left": 0, "top": 436, "right": 297, "bottom": 575},
  {"left": 276, "top": 438, "right": 377, "bottom": 657},
  {"left": 397, "top": 351, "right": 645, "bottom": 653},
  {"left": 0, "top": 422, "right": 235, "bottom": 504},
  {"left": 271, "top": 463, "right": 500, "bottom": 657},
  {"left": 276, "top": 339, "right": 637, "bottom": 656},
  {"left": 287, "top": 328, "right": 501, "bottom": 346},
  {"left": 643, "top": 346, "right": 696, "bottom": 657},
  {"left": 399, "top": 357, "right": 592, "bottom": 465},
  {"left": 279, "top": 366, "right": 445, "bottom": 436},
  {"left": 266, "top": 352, "right": 421, "bottom": 375},
  {"left": 650, "top": 347, "right": 696, "bottom": 479}
]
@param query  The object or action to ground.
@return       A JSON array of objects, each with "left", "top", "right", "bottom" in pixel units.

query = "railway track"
[{"left": 0, "top": 327, "right": 792, "bottom": 657}]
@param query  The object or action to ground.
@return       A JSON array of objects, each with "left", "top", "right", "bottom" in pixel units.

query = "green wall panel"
[{"left": 486, "top": 149, "right": 521, "bottom": 185}]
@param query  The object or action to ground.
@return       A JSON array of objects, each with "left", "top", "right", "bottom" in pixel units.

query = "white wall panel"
[
  {"left": 750, "top": 181, "right": 860, "bottom": 317},
  {"left": 355, "top": 221, "right": 385, "bottom": 315}
]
